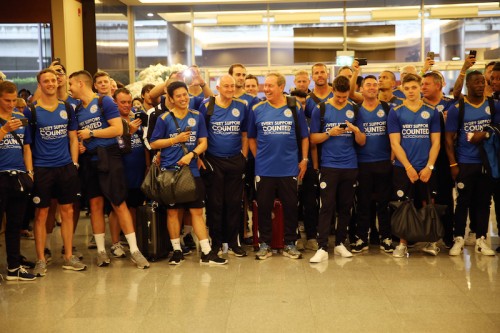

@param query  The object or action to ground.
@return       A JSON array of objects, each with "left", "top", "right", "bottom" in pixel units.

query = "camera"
[
  {"left": 356, "top": 58, "right": 368, "bottom": 66},
  {"left": 134, "top": 112, "right": 148, "bottom": 124},
  {"left": 183, "top": 69, "right": 194, "bottom": 85},
  {"left": 427, "top": 51, "right": 435, "bottom": 59},
  {"left": 20, "top": 118, "right": 29, "bottom": 126},
  {"left": 339, "top": 123, "right": 348, "bottom": 129}
]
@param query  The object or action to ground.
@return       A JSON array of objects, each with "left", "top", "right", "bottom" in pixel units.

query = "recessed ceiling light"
[
  {"left": 452, "top": 56, "right": 460, "bottom": 61},
  {"left": 147, "top": 13, "right": 154, "bottom": 17}
]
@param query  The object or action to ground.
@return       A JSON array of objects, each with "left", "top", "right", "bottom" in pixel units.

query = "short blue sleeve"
[
  {"left": 247, "top": 109, "right": 257, "bottom": 138},
  {"left": 445, "top": 104, "right": 459, "bottom": 132},
  {"left": 101, "top": 96, "right": 120, "bottom": 122},
  {"left": 387, "top": 109, "right": 401, "bottom": 134},
  {"left": 429, "top": 109, "right": 441, "bottom": 133}
]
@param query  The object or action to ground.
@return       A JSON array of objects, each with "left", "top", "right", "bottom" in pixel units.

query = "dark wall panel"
[{"left": 0, "top": 0, "right": 52, "bottom": 23}]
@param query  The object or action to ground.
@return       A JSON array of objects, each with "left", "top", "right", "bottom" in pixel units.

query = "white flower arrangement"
[{"left": 126, "top": 63, "right": 188, "bottom": 98}]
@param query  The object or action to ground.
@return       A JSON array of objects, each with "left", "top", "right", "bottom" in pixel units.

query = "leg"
[
  {"left": 256, "top": 177, "right": 276, "bottom": 245},
  {"left": 277, "top": 177, "right": 299, "bottom": 244},
  {"left": 335, "top": 169, "right": 358, "bottom": 246},
  {"left": 317, "top": 168, "right": 339, "bottom": 249},
  {"left": 59, "top": 203, "right": 75, "bottom": 260},
  {"left": 34, "top": 207, "right": 50, "bottom": 261}
]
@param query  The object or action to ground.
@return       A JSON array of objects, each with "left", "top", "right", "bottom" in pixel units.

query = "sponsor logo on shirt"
[{"left": 261, "top": 120, "right": 292, "bottom": 135}]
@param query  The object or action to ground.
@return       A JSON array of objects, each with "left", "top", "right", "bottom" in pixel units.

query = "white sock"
[
  {"left": 45, "top": 233, "right": 52, "bottom": 249},
  {"left": 171, "top": 238, "right": 181, "bottom": 251},
  {"left": 125, "top": 232, "right": 139, "bottom": 253},
  {"left": 95, "top": 233, "right": 106, "bottom": 253},
  {"left": 200, "top": 239, "right": 211, "bottom": 255}
]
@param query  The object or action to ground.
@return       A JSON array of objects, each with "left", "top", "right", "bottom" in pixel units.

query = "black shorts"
[
  {"left": 168, "top": 177, "right": 205, "bottom": 210},
  {"left": 126, "top": 188, "right": 145, "bottom": 208},
  {"left": 33, "top": 163, "right": 79, "bottom": 208},
  {"left": 392, "top": 166, "right": 437, "bottom": 207},
  {"left": 80, "top": 145, "right": 128, "bottom": 206}
]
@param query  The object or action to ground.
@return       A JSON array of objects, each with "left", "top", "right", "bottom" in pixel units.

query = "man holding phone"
[
  {"left": 309, "top": 76, "right": 366, "bottom": 262},
  {"left": 0, "top": 81, "right": 36, "bottom": 280}
]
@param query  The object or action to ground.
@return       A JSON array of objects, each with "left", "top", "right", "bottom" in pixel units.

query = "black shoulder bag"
[{"left": 156, "top": 112, "right": 197, "bottom": 205}]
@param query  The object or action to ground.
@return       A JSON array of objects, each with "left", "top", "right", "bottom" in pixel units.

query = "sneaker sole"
[
  {"left": 380, "top": 247, "right": 394, "bottom": 253},
  {"left": 131, "top": 260, "right": 150, "bottom": 269},
  {"left": 200, "top": 260, "right": 228, "bottom": 265},
  {"left": 351, "top": 247, "right": 369, "bottom": 253},
  {"left": 6, "top": 276, "right": 36, "bottom": 281},
  {"left": 111, "top": 253, "right": 127, "bottom": 259},
  {"left": 97, "top": 262, "right": 110, "bottom": 267},
  {"left": 228, "top": 251, "right": 247, "bottom": 257},
  {"left": 255, "top": 252, "right": 272, "bottom": 260},
  {"left": 34, "top": 271, "right": 47, "bottom": 277},
  {"left": 334, "top": 251, "right": 353, "bottom": 258},
  {"left": 309, "top": 255, "right": 328, "bottom": 263},
  {"left": 422, "top": 250, "right": 438, "bottom": 256},
  {"left": 283, "top": 252, "right": 302, "bottom": 259},
  {"left": 476, "top": 249, "right": 496, "bottom": 256},
  {"left": 169, "top": 260, "right": 183, "bottom": 265},
  {"left": 449, "top": 248, "right": 463, "bottom": 256},
  {"left": 62, "top": 265, "right": 87, "bottom": 271}
]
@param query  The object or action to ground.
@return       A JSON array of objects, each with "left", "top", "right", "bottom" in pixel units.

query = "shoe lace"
[
  {"left": 355, "top": 239, "right": 364, "bottom": 246},
  {"left": 18, "top": 266, "right": 29, "bottom": 276}
]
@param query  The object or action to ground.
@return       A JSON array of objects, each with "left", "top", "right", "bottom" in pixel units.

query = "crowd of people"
[{"left": 0, "top": 55, "right": 499, "bottom": 281}]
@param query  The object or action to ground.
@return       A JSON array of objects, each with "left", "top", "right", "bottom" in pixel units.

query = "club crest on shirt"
[
  {"left": 377, "top": 109, "right": 385, "bottom": 118},
  {"left": 60, "top": 110, "right": 68, "bottom": 120},
  {"left": 232, "top": 108, "right": 240, "bottom": 117},
  {"left": 346, "top": 110, "right": 354, "bottom": 119},
  {"left": 485, "top": 106, "right": 490, "bottom": 115},
  {"left": 188, "top": 118, "right": 196, "bottom": 127},
  {"left": 284, "top": 109, "right": 292, "bottom": 118},
  {"left": 90, "top": 104, "right": 98, "bottom": 114},
  {"left": 436, "top": 105, "right": 444, "bottom": 112},
  {"left": 421, "top": 111, "right": 430, "bottom": 119}
]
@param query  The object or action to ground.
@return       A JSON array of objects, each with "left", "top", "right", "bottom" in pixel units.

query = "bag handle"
[{"left": 169, "top": 112, "right": 190, "bottom": 156}]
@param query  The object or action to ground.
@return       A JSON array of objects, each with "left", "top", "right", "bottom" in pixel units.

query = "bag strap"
[
  {"left": 0, "top": 117, "right": 24, "bottom": 148},
  {"left": 319, "top": 101, "right": 326, "bottom": 131},
  {"left": 169, "top": 112, "right": 189, "bottom": 156},
  {"left": 380, "top": 101, "right": 390, "bottom": 115},
  {"left": 205, "top": 95, "right": 216, "bottom": 125},
  {"left": 286, "top": 95, "right": 302, "bottom": 155},
  {"left": 487, "top": 96, "right": 496, "bottom": 121},
  {"left": 309, "top": 92, "right": 321, "bottom": 104},
  {"left": 458, "top": 98, "right": 465, "bottom": 133}
]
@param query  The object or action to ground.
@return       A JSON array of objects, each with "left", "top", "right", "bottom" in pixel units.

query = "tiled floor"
[{"left": 1, "top": 213, "right": 499, "bottom": 333}]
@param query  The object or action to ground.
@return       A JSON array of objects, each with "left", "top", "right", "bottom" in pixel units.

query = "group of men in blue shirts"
[{"left": 1, "top": 57, "right": 500, "bottom": 280}]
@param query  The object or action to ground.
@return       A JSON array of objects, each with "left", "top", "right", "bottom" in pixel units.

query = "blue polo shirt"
[
  {"left": 247, "top": 100, "right": 309, "bottom": 177},
  {"left": 0, "top": 110, "right": 32, "bottom": 172},
  {"left": 199, "top": 97, "right": 248, "bottom": 157},
  {"left": 150, "top": 110, "right": 208, "bottom": 177},
  {"left": 387, "top": 102, "right": 441, "bottom": 170}
]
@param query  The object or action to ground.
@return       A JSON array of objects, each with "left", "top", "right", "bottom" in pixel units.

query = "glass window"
[{"left": 0, "top": 23, "right": 51, "bottom": 93}]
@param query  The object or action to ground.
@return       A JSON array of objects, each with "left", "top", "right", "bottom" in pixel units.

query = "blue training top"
[
  {"left": 247, "top": 100, "right": 309, "bottom": 177},
  {"left": 387, "top": 102, "right": 441, "bottom": 170},
  {"left": 356, "top": 102, "right": 391, "bottom": 163},
  {"left": 25, "top": 100, "right": 77, "bottom": 167},
  {"left": 445, "top": 97, "right": 496, "bottom": 164},
  {"left": 150, "top": 110, "right": 208, "bottom": 177},
  {"left": 0, "top": 110, "right": 32, "bottom": 172},
  {"left": 75, "top": 95, "right": 120, "bottom": 152},
  {"left": 310, "top": 100, "right": 364, "bottom": 169},
  {"left": 199, "top": 97, "right": 248, "bottom": 158}
]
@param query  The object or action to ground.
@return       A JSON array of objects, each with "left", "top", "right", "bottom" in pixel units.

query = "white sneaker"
[
  {"left": 310, "top": 248, "right": 328, "bottom": 263},
  {"left": 464, "top": 232, "right": 476, "bottom": 246},
  {"left": 393, "top": 244, "right": 408, "bottom": 258},
  {"left": 334, "top": 243, "right": 353, "bottom": 258},
  {"left": 475, "top": 236, "right": 495, "bottom": 256},
  {"left": 449, "top": 237, "right": 464, "bottom": 256},
  {"left": 422, "top": 242, "right": 440, "bottom": 256}
]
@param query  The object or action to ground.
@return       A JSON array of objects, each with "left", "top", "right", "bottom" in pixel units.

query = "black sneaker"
[
  {"left": 19, "top": 255, "right": 36, "bottom": 269},
  {"left": 183, "top": 233, "right": 196, "bottom": 249},
  {"left": 182, "top": 245, "right": 192, "bottom": 256},
  {"left": 6, "top": 266, "right": 36, "bottom": 281},
  {"left": 496, "top": 246, "right": 500, "bottom": 253},
  {"left": 243, "top": 237, "right": 253, "bottom": 246},
  {"left": 200, "top": 251, "right": 228, "bottom": 265},
  {"left": 351, "top": 239, "right": 369, "bottom": 253},
  {"left": 169, "top": 250, "right": 184, "bottom": 265},
  {"left": 228, "top": 246, "right": 247, "bottom": 257},
  {"left": 379, "top": 238, "right": 395, "bottom": 253}
]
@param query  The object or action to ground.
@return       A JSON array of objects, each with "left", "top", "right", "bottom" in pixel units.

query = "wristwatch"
[
  {"left": 89, "top": 130, "right": 94, "bottom": 138},
  {"left": 191, "top": 151, "right": 199, "bottom": 159},
  {"left": 427, "top": 164, "right": 434, "bottom": 170},
  {"left": 27, "top": 170, "right": 34, "bottom": 175},
  {"left": 325, "top": 131, "right": 330, "bottom": 137}
]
